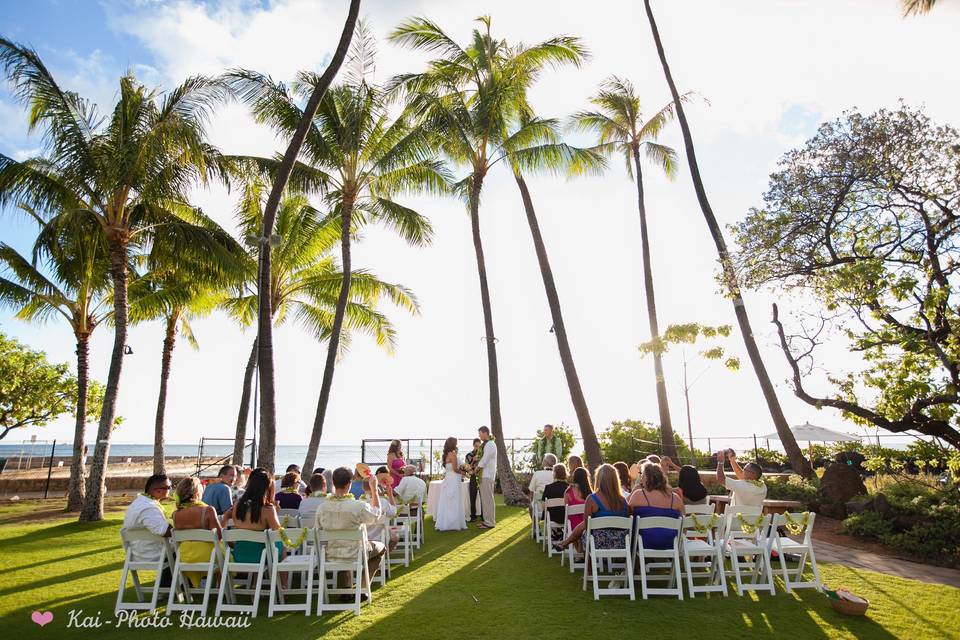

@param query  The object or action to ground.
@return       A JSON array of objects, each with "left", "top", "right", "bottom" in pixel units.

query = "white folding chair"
[
  {"left": 681, "top": 513, "right": 728, "bottom": 597},
  {"left": 561, "top": 503, "right": 586, "bottom": 573},
  {"left": 166, "top": 529, "right": 224, "bottom": 615},
  {"left": 542, "top": 498, "right": 566, "bottom": 558},
  {"left": 266, "top": 528, "right": 315, "bottom": 616},
  {"left": 684, "top": 503, "right": 716, "bottom": 515},
  {"left": 368, "top": 524, "right": 391, "bottom": 587},
  {"left": 582, "top": 516, "right": 635, "bottom": 600},
  {"left": 391, "top": 504, "right": 415, "bottom": 568},
  {"left": 115, "top": 528, "right": 180, "bottom": 614},
  {"left": 531, "top": 498, "right": 543, "bottom": 543},
  {"left": 634, "top": 516, "right": 684, "bottom": 600},
  {"left": 724, "top": 509, "right": 775, "bottom": 596},
  {"left": 769, "top": 512, "right": 822, "bottom": 592},
  {"left": 316, "top": 528, "right": 371, "bottom": 616},
  {"left": 278, "top": 509, "right": 301, "bottom": 528},
  {"left": 215, "top": 529, "right": 268, "bottom": 617}
]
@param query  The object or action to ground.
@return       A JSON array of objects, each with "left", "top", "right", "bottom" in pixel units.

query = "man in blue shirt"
[{"left": 201, "top": 465, "right": 236, "bottom": 515}]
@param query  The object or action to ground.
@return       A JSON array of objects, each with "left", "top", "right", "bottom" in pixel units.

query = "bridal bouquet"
[{"left": 459, "top": 463, "right": 473, "bottom": 475}]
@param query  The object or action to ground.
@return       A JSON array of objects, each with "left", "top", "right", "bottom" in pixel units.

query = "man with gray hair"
[
  {"left": 527, "top": 453, "right": 558, "bottom": 521},
  {"left": 396, "top": 465, "right": 427, "bottom": 504}
]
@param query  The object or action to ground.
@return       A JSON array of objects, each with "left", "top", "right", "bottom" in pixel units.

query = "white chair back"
[
  {"left": 215, "top": 528, "right": 269, "bottom": 618},
  {"left": 278, "top": 509, "right": 301, "bottom": 527},
  {"left": 167, "top": 528, "right": 222, "bottom": 616},
  {"left": 684, "top": 503, "right": 716, "bottom": 515},
  {"left": 634, "top": 516, "right": 683, "bottom": 600},
  {"left": 769, "top": 512, "right": 822, "bottom": 592},
  {"left": 115, "top": 528, "right": 177, "bottom": 615}
]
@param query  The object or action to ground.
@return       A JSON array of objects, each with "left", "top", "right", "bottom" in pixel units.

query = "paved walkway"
[{"left": 815, "top": 539, "right": 960, "bottom": 588}]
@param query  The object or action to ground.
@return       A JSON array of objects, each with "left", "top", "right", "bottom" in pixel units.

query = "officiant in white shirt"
[{"left": 476, "top": 426, "right": 498, "bottom": 529}]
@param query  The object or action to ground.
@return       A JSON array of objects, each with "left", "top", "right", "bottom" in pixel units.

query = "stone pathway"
[{"left": 815, "top": 539, "right": 960, "bottom": 588}]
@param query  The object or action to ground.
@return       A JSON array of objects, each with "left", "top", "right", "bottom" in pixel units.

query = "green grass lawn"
[{"left": 1, "top": 496, "right": 958, "bottom": 639}]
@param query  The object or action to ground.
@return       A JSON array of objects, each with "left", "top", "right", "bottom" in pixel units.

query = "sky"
[{"left": 0, "top": 0, "right": 958, "bottom": 448}]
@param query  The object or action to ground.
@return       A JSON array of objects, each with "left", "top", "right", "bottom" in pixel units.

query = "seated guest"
[
  {"left": 613, "top": 461, "right": 632, "bottom": 498},
  {"left": 349, "top": 469, "right": 366, "bottom": 499},
  {"left": 286, "top": 464, "right": 307, "bottom": 494},
  {"left": 299, "top": 474, "right": 328, "bottom": 524},
  {"left": 123, "top": 474, "right": 173, "bottom": 574},
  {"left": 528, "top": 453, "right": 557, "bottom": 520},
  {"left": 396, "top": 465, "right": 427, "bottom": 505},
  {"left": 202, "top": 465, "right": 236, "bottom": 516},
  {"left": 542, "top": 463, "right": 569, "bottom": 530},
  {"left": 231, "top": 465, "right": 246, "bottom": 502},
  {"left": 275, "top": 472, "right": 304, "bottom": 509},
  {"left": 230, "top": 468, "right": 285, "bottom": 581},
  {"left": 660, "top": 455, "right": 683, "bottom": 473},
  {"left": 315, "top": 467, "right": 385, "bottom": 592},
  {"left": 172, "top": 476, "right": 222, "bottom": 587},
  {"left": 554, "top": 464, "right": 629, "bottom": 552},
  {"left": 629, "top": 462, "right": 684, "bottom": 550},
  {"left": 564, "top": 467, "right": 592, "bottom": 553},
  {"left": 567, "top": 455, "right": 583, "bottom": 475},
  {"left": 716, "top": 450, "right": 767, "bottom": 507},
  {"left": 363, "top": 468, "right": 398, "bottom": 553},
  {"left": 676, "top": 465, "right": 708, "bottom": 505}
]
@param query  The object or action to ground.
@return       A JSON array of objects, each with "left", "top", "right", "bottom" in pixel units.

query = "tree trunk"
[
  {"left": 66, "top": 331, "right": 90, "bottom": 512},
  {"left": 80, "top": 231, "right": 129, "bottom": 521},
  {"left": 469, "top": 178, "right": 526, "bottom": 505},
  {"left": 631, "top": 146, "right": 678, "bottom": 460},
  {"left": 514, "top": 173, "right": 603, "bottom": 469},
  {"left": 642, "top": 0, "right": 813, "bottom": 478},
  {"left": 233, "top": 336, "right": 258, "bottom": 466},
  {"left": 153, "top": 313, "right": 178, "bottom": 475},
  {"left": 255, "top": 0, "right": 361, "bottom": 475},
  {"left": 303, "top": 198, "right": 354, "bottom": 474}
]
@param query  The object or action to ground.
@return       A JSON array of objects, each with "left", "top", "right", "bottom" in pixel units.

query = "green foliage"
[
  {"left": 638, "top": 322, "right": 740, "bottom": 370},
  {"left": 764, "top": 475, "right": 818, "bottom": 507},
  {"left": 599, "top": 419, "right": 701, "bottom": 464},
  {"left": 749, "top": 447, "right": 787, "bottom": 467},
  {"left": 0, "top": 333, "right": 107, "bottom": 439},
  {"left": 841, "top": 511, "right": 896, "bottom": 539}
]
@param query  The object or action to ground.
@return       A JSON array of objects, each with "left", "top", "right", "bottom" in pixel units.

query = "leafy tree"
[
  {"left": 641, "top": 0, "right": 813, "bottom": 478},
  {"left": 734, "top": 105, "right": 960, "bottom": 449},
  {"left": 903, "top": 0, "right": 936, "bottom": 16},
  {"left": 0, "top": 333, "right": 105, "bottom": 441},
  {"left": 241, "top": 0, "right": 360, "bottom": 475},
  {"left": 600, "top": 419, "right": 697, "bottom": 467},
  {"left": 389, "top": 16, "right": 602, "bottom": 501},
  {"left": 571, "top": 76, "right": 688, "bottom": 459},
  {"left": 0, "top": 40, "right": 244, "bottom": 520},
  {"left": 0, "top": 211, "right": 112, "bottom": 510},
  {"left": 222, "top": 183, "right": 419, "bottom": 466}
]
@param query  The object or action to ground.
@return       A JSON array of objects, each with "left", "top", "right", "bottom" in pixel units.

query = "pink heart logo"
[{"left": 31, "top": 611, "right": 53, "bottom": 627}]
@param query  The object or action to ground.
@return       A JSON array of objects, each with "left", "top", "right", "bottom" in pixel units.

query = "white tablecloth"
[{"left": 425, "top": 479, "right": 472, "bottom": 519}]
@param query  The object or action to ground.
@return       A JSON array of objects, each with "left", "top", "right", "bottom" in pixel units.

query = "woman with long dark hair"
[
  {"left": 676, "top": 464, "right": 708, "bottom": 505},
  {"left": 386, "top": 439, "right": 406, "bottom": 489},
  {"left": 231, "top": 468, "right": 283, "bottom": 562},
  {"left": 435, "top": 437, "right": 466, "bottom": 531}
]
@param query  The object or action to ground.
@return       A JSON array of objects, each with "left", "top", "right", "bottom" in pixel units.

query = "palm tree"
[
  {"left": 0, "top": 212, "right": 111, "bottom": 511},
  {"left": 228, "top": 52, "right": 442, "bottom": 473},
  {"left": 641, "top": 0, "right": 813, "bottom": 478},
  {"left": 903, "top": 0, "right": 936, "bottom": 15},
  {"left": 571, "top": 77, "right": 688, "bottom": 459},
  {"left": 248, "top": 0, "right": 361, "bottom": 475},
  {"left": 389, "top": 16, "right": 602, "bottom": 499},
  {"left": 129, "top": 271, "right": 222, "bottom": 475},
  {"left": 223, "top": 182, "right": 420, "bottom": 469},
  {"left": 0, "top": 40, "right": 246, "bottom": 519}
]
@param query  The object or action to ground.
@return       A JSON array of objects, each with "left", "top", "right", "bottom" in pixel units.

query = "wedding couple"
[{"left": 435, "top": 426, "right": 497, "bottom": 531}]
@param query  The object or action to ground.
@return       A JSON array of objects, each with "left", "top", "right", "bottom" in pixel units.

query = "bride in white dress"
[{"left": 435, "top": 437, "right": 467, "bottom": 531}]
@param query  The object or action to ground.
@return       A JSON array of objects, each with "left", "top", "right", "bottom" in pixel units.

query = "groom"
[{"left": 476, "top": 426, "right": 497, "bottom": 529}]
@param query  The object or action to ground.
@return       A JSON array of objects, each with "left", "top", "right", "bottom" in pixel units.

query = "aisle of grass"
[{"left": 1, "top": 496, "right": 958, "bottom": 639}]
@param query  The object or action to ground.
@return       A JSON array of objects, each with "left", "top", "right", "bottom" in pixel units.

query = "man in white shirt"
[
  {"left": 315, "top": 467, "right": 383, "bottom": 591},
  {"left": 298, "top": 473, "right": 328, "bottom": 524},
  {"left": 122, "top": 474, "right": 174, "bottom": 587},
  {"left": 716, "top": 450, "right": 767, "bottom": 507},
  {"left": 396, "top": 465, "right": 427, "bottom": 505},
  {"left": 527, "top": 454, "right": 557, "bottom": 522},
  {"left": 476, "top": 426, "right": 498, "bottom": 529}
]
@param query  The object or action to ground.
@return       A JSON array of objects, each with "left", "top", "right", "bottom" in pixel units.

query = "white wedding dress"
[{"left": 435, "top": 461, "right": 467, "bottom": 531}]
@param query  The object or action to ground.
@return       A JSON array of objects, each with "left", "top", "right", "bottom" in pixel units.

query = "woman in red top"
[{"left": 386, "top": 440, "right": 406, "bottom": 489}]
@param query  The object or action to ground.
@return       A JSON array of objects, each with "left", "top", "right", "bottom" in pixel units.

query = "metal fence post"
[
  {"left": 753, "top": 433, "right": 759, "bottom": 462},
  {"left": 43, "top": 439, "right": 56, "bottom": 499}
]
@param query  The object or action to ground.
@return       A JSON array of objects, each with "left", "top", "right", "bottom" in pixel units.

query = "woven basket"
[{"left": 829, "top": 596, "right": 869, "bottom": 616}]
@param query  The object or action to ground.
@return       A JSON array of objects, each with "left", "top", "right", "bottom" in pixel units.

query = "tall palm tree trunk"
[
  {"left": 153, "top": 313, "right": 178, "bottom": 475},
  {"left": 233, "top": 337, "right": 258, "bottom": 465},
  {"left": 469, "top": 179, "right": 525, "bottom": 505},
  {"left": 80, "top": 231, "right": 129, "bottom": 521},
  {"left": 303, "top": 200, "right": 354, "bottom": 473},
  {"left": 66, "top": 331, "right": 90, "bottom": 512},
  {"left": 514, "top": 173, "right": 603, "bottom": 469},
  {"left": 255, "top": 0, "right": 361, "bottom": 474},
  {"left": 642, "top": 0, "right": 813, "bottom": 478},
  {"left": 631, "top": 147, "right": 678, "bottom": 460}
]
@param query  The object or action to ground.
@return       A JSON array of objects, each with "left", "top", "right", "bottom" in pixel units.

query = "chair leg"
[{"left": 808, "top": 545, "right": 823, "bottom": 591}]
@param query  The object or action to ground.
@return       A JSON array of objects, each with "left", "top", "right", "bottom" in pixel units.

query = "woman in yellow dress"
[{"left": 172, "top": 476, "right": 222, "bottom": 587}]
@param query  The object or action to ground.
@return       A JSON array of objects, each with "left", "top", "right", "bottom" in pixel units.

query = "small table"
[
  {"left": 708, "top": 494, "right": 803, "bottom": 515},
  {"left": 425, "top": 479, "right": 471, "bottom": 519}
]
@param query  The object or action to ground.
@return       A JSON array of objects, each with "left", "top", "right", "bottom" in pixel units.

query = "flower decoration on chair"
[
  {"left": 745, "top": 479, "right": 766, "bottom": 489},
  {"left": 278, "top": 527, "right": 308, "bottom": 548},
  {"left": 735, "top": 513, "right": 766, "bottom": 535},
  {"left": 689, "top": 512, "right": 720, "bottom": 533},
  {"left": 783, "top": 511, "right": 810, "bottom": 535}
]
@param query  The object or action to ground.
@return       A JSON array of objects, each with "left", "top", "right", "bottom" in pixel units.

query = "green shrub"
[
  {"left": 881, "top": 502, "right": 960, "bottom": 561},
  {"left": 765, "top": 475, "right": 817, "bottom": 507},
  {"left": 841, "top": 511, "right": 895, "bottom": 539},
  {"left": 599, "top": 419, "right": 701, "bottom": 465}
]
